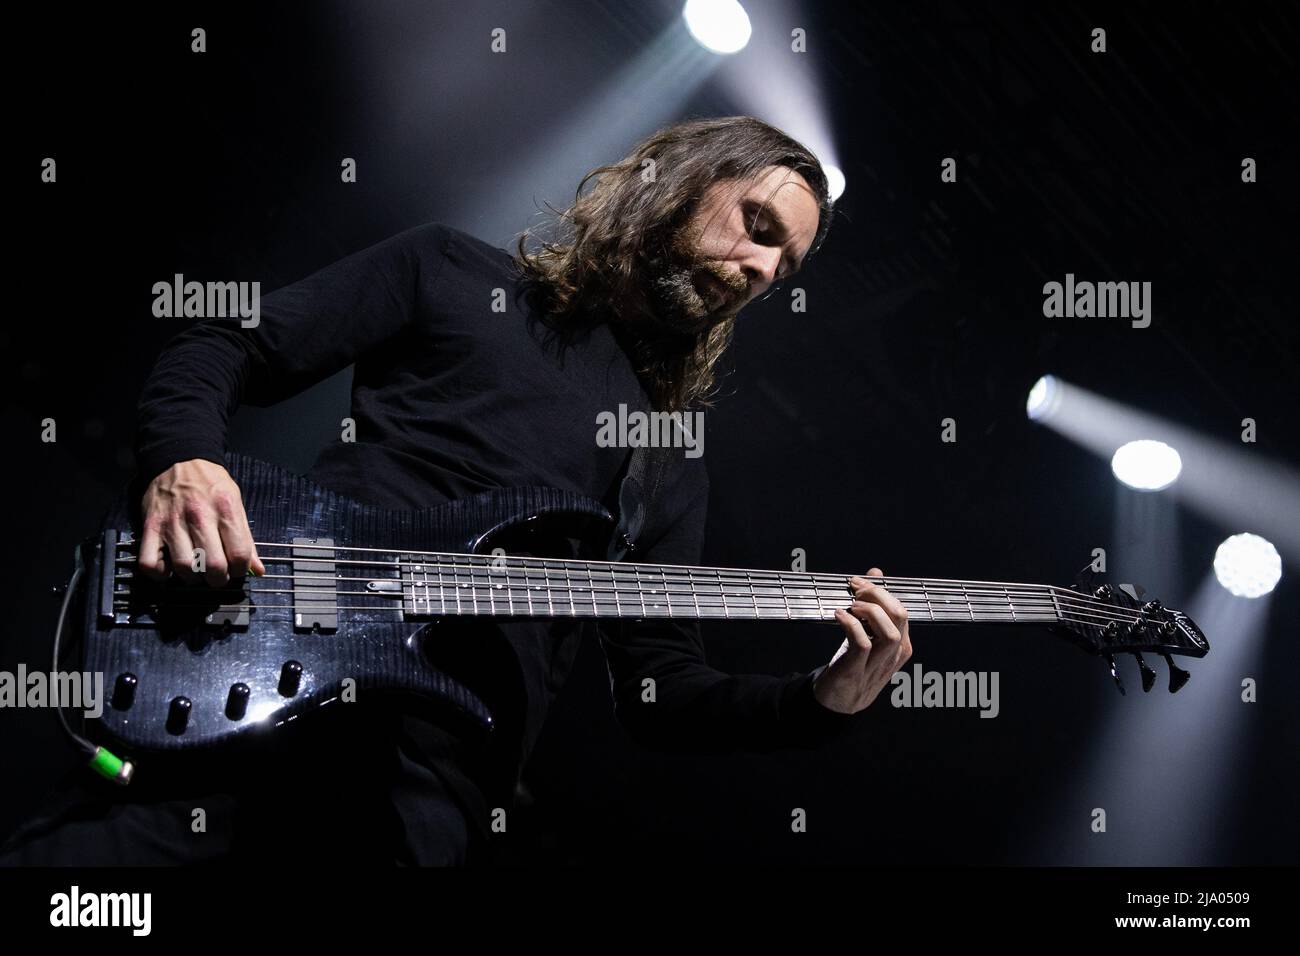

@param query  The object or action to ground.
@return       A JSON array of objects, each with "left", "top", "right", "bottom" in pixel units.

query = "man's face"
[{"left": 647, "top": 164, "right": 821, "bottom": 333}]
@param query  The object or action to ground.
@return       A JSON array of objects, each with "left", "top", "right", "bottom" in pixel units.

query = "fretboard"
[{"left": 380, "top": 552, "right": 1063, "bottom": 624}]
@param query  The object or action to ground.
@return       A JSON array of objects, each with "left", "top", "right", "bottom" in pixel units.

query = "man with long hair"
[{"left": 1, "top": 116, "right": 912, "bottom": 866}]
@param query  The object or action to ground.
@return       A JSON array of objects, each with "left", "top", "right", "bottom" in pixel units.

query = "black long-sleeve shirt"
[{"left": 135, "top": 222, "right": 858, "bottom": 826}]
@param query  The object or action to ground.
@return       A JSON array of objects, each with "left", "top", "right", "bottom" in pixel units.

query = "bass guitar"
[{"left": 56, "top": 454, "right": 1209, "bottom": 782}]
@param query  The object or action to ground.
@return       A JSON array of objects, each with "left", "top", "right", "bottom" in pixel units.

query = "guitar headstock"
[{"left": 1050, "top": 566, "right": 1209, "bottom": 695}]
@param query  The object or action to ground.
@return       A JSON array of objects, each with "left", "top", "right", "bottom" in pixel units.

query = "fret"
[
  {"left": 453, "top": 557, "right": 463, "bottom": 616},
  {"left": 779, "top": 573, "right": 793, "bottom": 621},
  {"left": 544, "top": 562, "right": 553, "bottom": 617},
  {"left": 964, "top": 583, "right": 975, "bottom": 622},
  {"left": 522, "top": 560, "right": 534, "bottom": 616},
  {"left": 589, "top": 566, "right": 599, "bottom": 617},
  {"left": 487, "top": 558, "right": 497, "bottom": 617},
  {"left": 635, "top": 565, "right": 648, "bottom": 618},
  {"left": 1005, "top": 586, "right": 1016, "bottom": 622},
  {"left": 565, "top": 567, "right": 576, "bottom": 616},
  {"left": 689, "top": 569, "right": 702, "bottom": 619},
  {"left": 504, "top": 557, "right": 515, "bottom": 616},
  {"left": 662, "top": 567, "right": 673, "bottom": 618},
  {"left": 611, "top": 566, "right": 623, "bottom": 618},
  {"left": 921, "top": 579, "right": 934, "bottom": 623},
  {"left": 469, "top": 556, "right": 479, "bottom": 615},
  {"left": 744, "top": 570, "right": 756, "bottom": 620},
  {"left": 717, "top": 569, "right": 729, "bottom": 619},
  {"left": 431, "top": 557, "right": 443, "bottom": 616}
]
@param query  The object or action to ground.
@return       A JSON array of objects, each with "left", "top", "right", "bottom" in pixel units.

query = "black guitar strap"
[{"left": 606, "top": 442, "right": 674, "bottom": 562}]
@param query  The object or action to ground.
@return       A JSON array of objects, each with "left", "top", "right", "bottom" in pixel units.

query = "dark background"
[{"left": 3, "top": 1, "right": 1297, "bottom": 864}]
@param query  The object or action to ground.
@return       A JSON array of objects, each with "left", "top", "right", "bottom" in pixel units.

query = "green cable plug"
[{"left": 88, "top": 746, "right": 135, "bottom": 786}]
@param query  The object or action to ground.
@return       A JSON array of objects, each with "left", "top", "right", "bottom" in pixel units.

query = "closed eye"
[{"left": 744, "top": 200, "right": 796, "bottom": 280}]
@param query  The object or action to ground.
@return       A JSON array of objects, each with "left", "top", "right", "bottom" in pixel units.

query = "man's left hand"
[{"left": 813, "top": 568, "right": 913, "bottom": 714}]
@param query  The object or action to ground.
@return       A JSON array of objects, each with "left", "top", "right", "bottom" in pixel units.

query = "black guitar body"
[{"left": 78, "top": 454, "right": 616, "bottom": 753}]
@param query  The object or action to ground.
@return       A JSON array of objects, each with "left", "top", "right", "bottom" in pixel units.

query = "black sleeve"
[
  {"left": 596, "top": 457, "right": 861, "bottom": 754},
  {"left": 134, "top": 222, "right": 447, "bottom": 485}
]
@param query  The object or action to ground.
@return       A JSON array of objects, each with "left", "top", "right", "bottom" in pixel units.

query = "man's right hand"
[{"left": 137, "top": 458, "right": 265, "bottom": 585}]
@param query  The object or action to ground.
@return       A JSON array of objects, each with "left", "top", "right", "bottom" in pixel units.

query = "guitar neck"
[{"left": 382, "top": 551, "right": 1064, "bottom": 625}]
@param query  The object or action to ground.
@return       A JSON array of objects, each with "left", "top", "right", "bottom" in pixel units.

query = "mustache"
[
  {"left": 667, "top": 224, "right": 749, "bottom": 306},
  {"left": 697, "top": 263, "right": 748, "bottom": 310}
]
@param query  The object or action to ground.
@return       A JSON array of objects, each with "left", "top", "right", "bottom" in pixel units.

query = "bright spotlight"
[
  {"left": 1111, "top": 439, "right": 1182, "bottom": 491},
  {"left": 823, "top": 164, "right": 846, "bottom": 202},
  {"left": 1214, "top": 533, "right": 1282, "bottom": 598},
  {"left": 682, "top": 0, "right": 752, "bottom": 54},
  {"left": 1026, "top": 374, "right": 1062, "bottom": 422}
]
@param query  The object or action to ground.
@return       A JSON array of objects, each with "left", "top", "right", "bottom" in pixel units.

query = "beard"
[{"left": 643, "top": 219, "right": 749, "bottom": 336}]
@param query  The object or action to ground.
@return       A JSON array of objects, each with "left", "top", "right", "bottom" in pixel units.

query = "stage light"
[
  {"left": 1214, "top": 533, "right": 1282, "bottom": 598},
  {"left": 1025, "top": 377, "right": 1300, "bottom": 560},
  {"left": 823, "top": 163, "right": 846, "bottom": 202},
  {"left": 1111, "top": 439, "right": 1182, "bottom": 491},
  {"left": 1026, "top": 374, "right": 1062, "bottom": 422},
  {"left": 682, "top": 0, "right": 752, "bottom": 54}
]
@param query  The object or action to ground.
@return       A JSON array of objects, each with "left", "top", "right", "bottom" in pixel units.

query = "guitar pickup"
[
  {"left": 292, "top": 537, "right": 338, "bottom": 632},
  {"left": 206, "top": 600, "right": 250, "bottom": 628}
]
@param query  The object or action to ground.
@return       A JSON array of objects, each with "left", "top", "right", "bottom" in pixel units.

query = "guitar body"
[{"left": 79, "top": 454, "right": 616, "bottom": 753}]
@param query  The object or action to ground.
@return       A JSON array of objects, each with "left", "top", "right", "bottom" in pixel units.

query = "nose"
[{"left": 739, "top": 243, "right": 783, "bottom": 293}]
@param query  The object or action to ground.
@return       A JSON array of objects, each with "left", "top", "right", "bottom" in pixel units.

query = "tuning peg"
[
  {"left": 1104, "top": 653, "right": 1126, "bottom": 695},
  {"left": 1160, "top": 653, "right": 1191, "bottom": 694},
  {"left": 1132, "top": 652, "right": 1157, "bottom": 692}
]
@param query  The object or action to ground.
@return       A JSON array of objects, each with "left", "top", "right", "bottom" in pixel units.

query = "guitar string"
[
  {"left": 110, "top": 583, "right": 1145, "bottom": 628},
  {"left": 114, "top": 548, "right": 1142, "bottom": 620},
  {"left": 243, "top": 539, "right": 1108, "bottom": 594},
  {"left": 239, "top": 579, "right": 1069, "bottom": 614},
  {"left": 109, "top": 594, "right": 1065, "bottom": 622},
  {"left": 120, "top": 537, "right": 1112, "bottom": 595},
  {"left": 111, "top": 560, "right": 1152, "bottom": 626},
  {"left": 109, "top": 559, "right": 1147, "bottom": 626},
  {"left": 112, "top": 557, "right": 1136, "bottom": 621},
  {"left": 240, "top": 542, "right": 1168, "bottom": 626},
  {"left": 106, "top": 603, "right": 1153, "bottom": 635}
]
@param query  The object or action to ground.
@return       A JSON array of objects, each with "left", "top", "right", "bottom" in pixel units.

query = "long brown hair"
[{"left": 514, "top": 116, "right": 833, "bottom": 411}]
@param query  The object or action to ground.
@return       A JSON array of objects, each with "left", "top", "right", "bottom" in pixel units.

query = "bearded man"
[{"left": 1, "top": 116, "right": 912, "bottom": 866}]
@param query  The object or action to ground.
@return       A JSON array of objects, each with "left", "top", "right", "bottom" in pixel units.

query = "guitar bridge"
[
  {"left": 98, "top": 529, "right": 252, "bottom": 628},
  {"left": 99, "top": 529, "right": 133, "bottom": 625}
]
